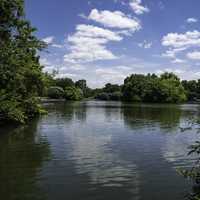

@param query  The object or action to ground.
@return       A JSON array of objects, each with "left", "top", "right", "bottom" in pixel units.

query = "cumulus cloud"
[
  {"left": 162, "top": 30, "right": 200, "bottom": 49},
  {"left": 129, "top": 0, "right": 149, "bottom": 15},
  {"left": 64, "top": 24, "right": 122, "bottom": 63},
  {"left": 42, "top": 36, "right": 55, "bottom": 44},
  {"left": 88, "top": 9, "right": 141, "bottom": 32},
  {"left": 186, "top": 18, "right": 198, "bottom": 24},
  {"left": 161, "top": 30, "right": 200, "bottom": 63},
  {"left": 187, "top": 51, "right": 200, "bottom": 60},
  {"left": 161, "top": 48, "right": 186, "bottom": 58}
]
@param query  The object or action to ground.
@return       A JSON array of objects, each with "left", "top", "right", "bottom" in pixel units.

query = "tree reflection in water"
[{"left": 0, "top": 118, "right": 51, "bottom": 200}]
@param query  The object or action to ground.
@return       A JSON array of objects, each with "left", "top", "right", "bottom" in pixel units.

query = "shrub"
[
  {"left": 95, "top": 92, "right": 122, "bottom": 101},
  {"left": 47, "top": 87, "right": 64, "bottom": 99},
  {"left": 109, "top": 92, "right": 122, "bottom": 101},
  {"left": 95, "top": 93, "right": 110, "bottom": 100},
  {"left": 64, "top": 86, "right": 83, "bottom": 101}
]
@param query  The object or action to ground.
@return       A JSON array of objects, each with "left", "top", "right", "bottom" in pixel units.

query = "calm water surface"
[{"left": 1, "top": 101, "right": 200, "bottom": 200}]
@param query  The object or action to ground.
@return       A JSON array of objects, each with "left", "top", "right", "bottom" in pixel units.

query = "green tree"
[
  {"left": 47, "top": 87, "right": 64, "bottom": 99},
  {"left": 103, "top": 83, "right": 121, "bottom": 93},
  {"left": 122, "top": 73, "right": 186, "bottom": 103},
  {"left": 55, "top": 78, "right": 74, "bottom": 89},
  {"left": 64, "top": 86, "right": 83, "bottom": 101},
  {"left": 0, "top": 0, "right": 46, "bottom": 123}
]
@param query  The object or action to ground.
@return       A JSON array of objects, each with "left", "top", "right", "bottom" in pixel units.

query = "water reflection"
[
  {"left": 122, "top": 104, "right": 182, "bottom": 131},
  {"left": 0, "top": 101, "right": 200, "bottom": 200},
  {"left": 0, "top": 119, "right": 51, "bottom": 200}
]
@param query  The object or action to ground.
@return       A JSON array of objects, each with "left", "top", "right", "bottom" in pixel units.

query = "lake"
[{"left": 0, "top": 101, "right": 200, "bottom": 200}]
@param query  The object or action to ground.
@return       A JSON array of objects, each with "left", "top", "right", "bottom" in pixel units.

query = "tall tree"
[{"left": 0, "top": 0, "right": 46, "bottom": 123}]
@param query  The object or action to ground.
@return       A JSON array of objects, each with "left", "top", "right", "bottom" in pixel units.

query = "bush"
[
  {"left": 0, "top": 100, "right": 25, "bottom": 123},
  {"left": 64, "top": 86, "right": 83, "bottom": 101},
  {"left": 95, "top": 93, "right": 110, "bottom": 100},
  {"left": 109, "top": 92, "right": 122, "bottom": 101},
  {"left": 47, "top": 87, "right": 64, "bottom": 99},
  {"left": 95, "top": 92, "right": 122, "bottom": 101}
]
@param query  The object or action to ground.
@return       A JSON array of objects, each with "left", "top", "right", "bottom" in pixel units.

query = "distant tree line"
[{"left": 45, "top": 72, "right": 200, "bottom": 104}]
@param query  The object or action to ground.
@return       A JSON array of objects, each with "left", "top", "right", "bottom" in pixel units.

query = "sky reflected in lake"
[{"left": 1, "top": 101, "right": 200, "bottom": 200}]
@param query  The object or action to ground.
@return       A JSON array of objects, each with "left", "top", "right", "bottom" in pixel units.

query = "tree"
[
  {"left": 122, "top": 74, "right": 148, "bottom": 102},
  {"left": 47, "top": 87, "right": 64, "bottom": 99},
  {"left": 182, "top": 80, "right": 200, "bottom": 101},
  {"left": 103, "top": 83, "right": 121, "bottom": 93},
  {"left": 75, "top": 80, "right": 87, "bottom": 91},
  {"left": 0, "top": 0, "right": 46, "bottom": 123},
  {"left": 55, "top": 78, "right": 74, "bottom": 89},
  {"left": 64, "top": 86, "right": 83, "bottom": 101},
  {"left": 122, "top": 73, "right": 187, "bottom": 103}
]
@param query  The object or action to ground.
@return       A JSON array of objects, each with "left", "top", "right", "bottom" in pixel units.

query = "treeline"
[
  {"left": 46, "top": 72, "right": 200, "bottom": 104},
  {"left": 45, "top": 77, "right": 93, "bottom": 100}
]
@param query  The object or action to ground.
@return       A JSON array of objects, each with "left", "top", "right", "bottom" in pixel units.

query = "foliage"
[
  {"left": 47, "top": 87, "right": 64, "bottom": 99},
  {"left": 122, "top": 73, "right": 187, "bottom": 103},
  {"left": 94, "top": 83, "right": 122, "bottom": 101},
  {"left": 182, "top": 80, "right": 200, "bottom": 101},
  {"left": 95, "top": 91, "right": 122, "bottom": 101},
  {"left": 55, "top": 78, "right": 74, "bottom": 89},
  {"left": 110, "top": 91, "right": 122, "bottom": 101},
  {"left": 75, "top": 79, "right": 93, "bottom": 98},
  {"left": 95, "top": 93, "right": 110, "bottom": 101},
  {"left": 178, "top": 141, "right": 200, "bottom": 200},
  {"left": 64, "top": 86, "right": 83, "bottom": 101},
  {"left": 103, "top": 83, "right": 121, "bottom": 93},
  {"left": 0, "top": 0, "right": 46, "bottom": 123}
]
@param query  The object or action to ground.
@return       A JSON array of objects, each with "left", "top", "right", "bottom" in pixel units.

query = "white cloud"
[
  {"left": 88, "top": 9, "right": 141, "bottom": 32},
  {"left": 129, "top": 0, "right": 149, "bottom": 15},
  {"left": 95, "top": 68, "right": 129, "bottom": 84},
  {"left": 52, "top": 44, "right": 63, "bottom": 48},
  {"left": 187, "top": 51, "right": 200, "bottom": 60},
  {"left": 56, "top": 73, "right": 77, "bottom": 78},
  {"left": 171, "top": 58, "right": 186, "bottom": 64},
  {"left": 161, "top": 48, "right": 186, "bottom": 58},
  {"left": 161, "top": 31, "right": 200, "bottom": 63},
  {"left": 72, "top": 24, "right": 122, "bottom": 41},
  {"left": 186, "top": 18, "right": 198, "bottom": 24},
  {"left": 156, "top": 68, "right": 185, "bottom": 75},
  {"left": 40, "top": 58, "right": 50, "bottom": 66},
  {"left": 138, "top": 40, "right": 152, "bottom": 49},
  {"left": 162, "top": 30, "right": 200, "bottom": 49},
  {"left": 42, "top": 36, "right": 55, "bottom": 44},
  {"left": 64, "top": 24, "right": 122, "bottom": 63}
]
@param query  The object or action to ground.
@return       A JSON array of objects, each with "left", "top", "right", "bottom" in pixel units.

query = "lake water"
[{"left": 0, "top": 101, "right": 200, "bottom": 200}]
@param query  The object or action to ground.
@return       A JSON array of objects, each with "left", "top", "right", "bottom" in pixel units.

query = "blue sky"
[{"left": 26, "top": 0, "right": 200, "bottom": 88}]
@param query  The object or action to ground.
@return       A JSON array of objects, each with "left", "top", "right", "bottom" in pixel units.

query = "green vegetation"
[
  {"left": 94, "top": 83, "right": 122, "bottom": 101},
  {"left": 47, "top": 87, "right": 64, "bottom": 99},
  {"left": 179, "top": 142, "right": 200, "bottom": 200},
  {"left": 64, "top": 86, "right": 83, "bottom": 101},
  {"left": 122, "top": 73, "right": 187, "bottom": 103},
  {"left": 182, "top": 80, "right": 200, "bottom": 102},
  {"left": 0, "top": 0, "right": 46, "bottom": 123}
]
